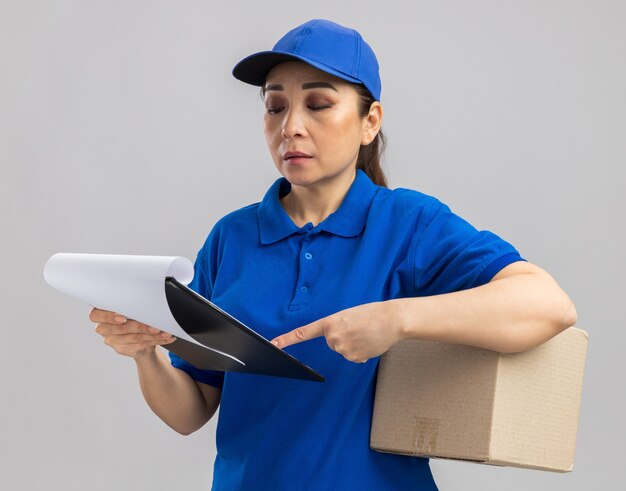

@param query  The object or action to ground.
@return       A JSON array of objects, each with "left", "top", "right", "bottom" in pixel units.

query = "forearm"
[
  {"left": 391, "top": 270, "right": 577, "bottom": 353},
  {"left": 135, "top": 348, "right": 219, "bottom": 435}
]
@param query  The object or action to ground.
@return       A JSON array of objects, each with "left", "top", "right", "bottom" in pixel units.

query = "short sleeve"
[
  {"left": 412, "top": 200, "right": 526, "bottom": 296},
  {"left": 168, "top": 228, "right": 225, "bottom": 389},
  {"left": 169, "top": 354, "right": 225, "bottom": 388}
]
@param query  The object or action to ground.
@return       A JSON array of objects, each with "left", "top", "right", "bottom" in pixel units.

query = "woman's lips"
[
  {"left": 284, "top": 156, "right": 312, "bottom": 164},
  {"left": 283, "top": 152, "right": 313, "bottom": 165}
]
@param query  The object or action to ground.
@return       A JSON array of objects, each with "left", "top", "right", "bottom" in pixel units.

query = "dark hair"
[
  {"left": 352, "top": 84, "right": 388, "bottom": 188},
  {"left": 259, "top": 81, "right": 389, "bottom": 188}
]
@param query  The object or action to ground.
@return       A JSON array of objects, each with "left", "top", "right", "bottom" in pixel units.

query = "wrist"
[
  {"left": 134, "top": 346, "right": 160, "bottom": 368},
  {"left": 389, "top": 298, "right": 419, "bottom": 341},
  {"left": 385, "top": 298, "right": 414, "bottom": 343}
]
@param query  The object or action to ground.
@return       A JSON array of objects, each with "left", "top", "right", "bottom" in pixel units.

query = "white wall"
[{"left": 1, "top": 1, "right": 623, "bottom": 489}]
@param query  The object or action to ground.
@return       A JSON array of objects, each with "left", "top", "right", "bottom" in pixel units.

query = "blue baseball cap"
[{"left": 232, "top": 19, "right": 382, "bottom": 101}]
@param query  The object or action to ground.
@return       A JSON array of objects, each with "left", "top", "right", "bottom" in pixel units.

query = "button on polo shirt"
[{"left": 170, "top": 169, "right": 524, "bottom": 491}]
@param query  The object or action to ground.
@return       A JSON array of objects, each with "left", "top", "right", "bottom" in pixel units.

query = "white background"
[{"left": 1, "top": 1, "right": 624, "bottom": 489}]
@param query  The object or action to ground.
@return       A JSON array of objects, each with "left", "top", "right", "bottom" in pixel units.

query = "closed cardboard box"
[{"left": 370, "top": 327, "right": 588, "bottom": 472}]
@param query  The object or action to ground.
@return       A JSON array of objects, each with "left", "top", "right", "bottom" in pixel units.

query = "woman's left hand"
[{"left": 271, "top": 301, "right": 403, "bottom": 363}]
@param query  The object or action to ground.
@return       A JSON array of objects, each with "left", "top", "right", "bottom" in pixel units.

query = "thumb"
[{"left": 271, "top": 321, "right": 324, "bottom": 349}]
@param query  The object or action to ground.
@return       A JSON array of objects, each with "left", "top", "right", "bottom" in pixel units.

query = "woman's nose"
[{"left": 281, "top": 108, "right": 306, "bottom": 139}]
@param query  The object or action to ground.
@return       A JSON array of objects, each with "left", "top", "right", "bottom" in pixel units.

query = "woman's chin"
[
  {"left": 278, "top": 164, "right": 356, "bottom": 189},
  {"left": 279, "top": 166, "right": 320, "bottom": 186}
]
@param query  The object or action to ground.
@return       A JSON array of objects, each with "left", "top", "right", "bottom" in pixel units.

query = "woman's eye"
[
  {"left": 266, "top": 106, "right": 283, "bottom": 115},
  {"left": 265, "top": 103, "right": 331, "bottom": 114},
  {"left": 309, "top": 105, "right": 331, "bottom": 111}
]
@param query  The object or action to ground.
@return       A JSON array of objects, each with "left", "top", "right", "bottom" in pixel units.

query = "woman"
[{"left": 90, "top": 19, "right": 577, "bottom": 490}]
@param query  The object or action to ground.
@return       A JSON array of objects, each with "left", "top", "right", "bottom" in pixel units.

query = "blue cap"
[{"left": 232, "top": 19, "right": 381, "bottom": 101}]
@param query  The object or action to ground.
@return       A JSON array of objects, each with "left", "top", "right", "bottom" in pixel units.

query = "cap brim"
[{"left": 232, "top": 50, "right": 363, "bottom": 87}]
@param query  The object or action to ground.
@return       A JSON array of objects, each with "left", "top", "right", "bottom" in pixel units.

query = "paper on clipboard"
[{"left": 43, "top": 253, "right": 244, "bottom": 366}]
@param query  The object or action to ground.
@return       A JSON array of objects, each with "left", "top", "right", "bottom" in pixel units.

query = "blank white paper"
[{"left": 43, "top": 252, "right": 244, "bottom": 365}]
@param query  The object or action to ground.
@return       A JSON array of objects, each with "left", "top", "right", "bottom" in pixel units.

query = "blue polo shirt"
[{"left": 170, "top": 169, "right": 524, "bottom": 490}]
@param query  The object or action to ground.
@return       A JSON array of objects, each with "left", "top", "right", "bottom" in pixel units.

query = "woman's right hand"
[{"left": 90, "top": 307, "right": 176, "bottom": 360}]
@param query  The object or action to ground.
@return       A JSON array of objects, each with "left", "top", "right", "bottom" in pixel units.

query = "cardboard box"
[{"left": 370, "top": 327, "right": 588, "bottom": 472}]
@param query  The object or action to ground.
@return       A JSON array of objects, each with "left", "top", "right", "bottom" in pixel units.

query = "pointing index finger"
[{"left": 271, "top": 321, "right": 324, "bottom": 349}]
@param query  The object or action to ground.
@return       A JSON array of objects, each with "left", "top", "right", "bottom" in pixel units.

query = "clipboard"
[{"left": 164, "top": 277, "right": 324, "bottom": 382}]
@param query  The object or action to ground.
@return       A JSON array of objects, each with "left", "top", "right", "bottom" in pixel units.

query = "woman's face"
[{"left": 262, "top": 61, "right": 376, "bottom": 188}]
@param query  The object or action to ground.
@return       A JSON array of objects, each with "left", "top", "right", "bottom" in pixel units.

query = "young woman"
[{"left": 90, "top": 19, "right": 577, "bottom": 490}]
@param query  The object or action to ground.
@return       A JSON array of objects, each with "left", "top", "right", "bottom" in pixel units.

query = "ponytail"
[{"left": 353, "top": 84, "right": 388, "bottom": 188}]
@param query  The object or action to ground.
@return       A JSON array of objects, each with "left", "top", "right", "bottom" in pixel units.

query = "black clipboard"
[{"left": 163, "top": 277, "right": 324, "bottom": 382}]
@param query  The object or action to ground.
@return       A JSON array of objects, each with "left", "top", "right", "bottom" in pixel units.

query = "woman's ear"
[{"left": 361, "top": 101, "right": 383, "bottom": 145}]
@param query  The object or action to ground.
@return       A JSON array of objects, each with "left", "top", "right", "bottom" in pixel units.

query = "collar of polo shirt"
[{"left": 258, "top": 169, "right": 379, "bottom": 245}]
